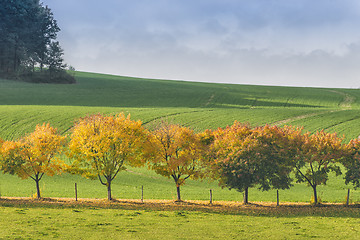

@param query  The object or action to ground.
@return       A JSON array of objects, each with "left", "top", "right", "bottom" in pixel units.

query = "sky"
[{"left": 43, "top": 0, "right": 360, "bottom": 88}]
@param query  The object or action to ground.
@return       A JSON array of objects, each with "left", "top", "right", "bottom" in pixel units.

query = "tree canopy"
[
  {"left": 145, "top": 122, "right": 207, "bottom": 201},
  {"left": 292, "top": 130, "right": 345, "bottom": 204},
  {"left": 342, "top": 139, "right": 360, "bottom": 189},
  {"left": 68, "top": 114, "right": 147, "bottom": 200},
  {"left": 0, "top": 123, "right": 66, "bottom": 199},
  {"left": 211, "top": 123, "right": 296, "bottom": 204},
  {"left": 0, "top": 0, "right": 74, "bottom": 83}
]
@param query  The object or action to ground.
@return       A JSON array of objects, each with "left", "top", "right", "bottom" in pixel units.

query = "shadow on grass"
[{"left": 0, "top": 197, "right": 359, "bottom": 218}]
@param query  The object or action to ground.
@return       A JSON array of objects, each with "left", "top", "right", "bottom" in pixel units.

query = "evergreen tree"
[{"left": 0, "top": 0, "right": 74, "bottom": 83}]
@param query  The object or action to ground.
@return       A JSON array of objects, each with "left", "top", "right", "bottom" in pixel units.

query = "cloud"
[{"left": 43, "top": 0, "right": 360, "bottom": 88}]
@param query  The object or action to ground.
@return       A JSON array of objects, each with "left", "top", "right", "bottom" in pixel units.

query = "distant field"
[
  {"left": 1, "top": 72, "right": 360, "bottom": 203},
  {"left": 1, "top": 71, "right": 360, "bottom": 141},
  {"left": 0, "top": 72, "right": 349, "bottom": 108},
  {"left": 0, "top": 105, "right": 323, "bottom": 139}
]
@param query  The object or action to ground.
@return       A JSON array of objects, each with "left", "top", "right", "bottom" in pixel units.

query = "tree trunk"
[
  {"left": 107, "top": 180, "right": 112, "bottom": 201},
  {"left": 243, "top": 187, "right": 249, "bottom": 204},
  {"left": 312, "top": 185, "right": 318, "bottom": 205},
  {"left": 176, "top": 185, "right": 181, "bottom": 202},
  {"left": 346, "top": 189, "right": 350, "bottom": 206},
  {"left": 35, "top": 179, "right": 41, "bottom": 199}
]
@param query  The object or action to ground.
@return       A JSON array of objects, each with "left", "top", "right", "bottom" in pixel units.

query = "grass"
[
  {"left": 1, "top": 71, "right": 360, "bottom": 141},
  {"left": 0, "top": 105, "right": 323, "bottom": 139},
  {"left": 1, "top": 72, "right": 360, "bottom": 239},
  {"left": 0, "top": 72, "right": 346, "bottom": 108},
  {"left": 1, "top": 166, "right": 359, "bottom": 204},
  {"left": 0, "top": 198, "right": 360, "bottom": 239},
  {"left": 289, "top": 109, "right": 360, "bottom": 140},
  {"left": 1, "top": 72, "right": 360, "bottom": 202}
]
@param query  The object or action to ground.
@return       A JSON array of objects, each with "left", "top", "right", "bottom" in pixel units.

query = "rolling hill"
[
  {"left": 1, "top": 71, "right": 360, "bottom": 202},
  {"left": 0, "top": 71, "right": 360, "bottom": 141}
]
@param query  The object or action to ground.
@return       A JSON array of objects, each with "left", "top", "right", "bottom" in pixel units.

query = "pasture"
[
  {"left": 1, "top": 71, "right": 360, "bottom": 142},
  {"left": 1, "top": 72, "right": 360, "bottom": 203},
  {"left": 0, "top": 166, "right": 359, "bottom": 204},
  {"left": 1, "top": 198, "right": 359, "bottom": 239},
  {"left": 1, "top": 72, "right": 360, "bottom": 239}
]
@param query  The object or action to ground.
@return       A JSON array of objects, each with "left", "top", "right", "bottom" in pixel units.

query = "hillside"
[
  {"left": 1, "top": 71, "right": 360, "bottom": 141},
  {"left": 1, "top": 72, "right": 360, "bottom": 202}
]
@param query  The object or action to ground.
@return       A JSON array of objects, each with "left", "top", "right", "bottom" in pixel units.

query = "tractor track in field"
[
  {"left": 204, "top": 93, "right": 215, "bottom": 107},
  {"left": 272, "top": 112, "right": 327, "bottom": 126},
  {"left": 141, "top": 109, "right": 213, "bottom": 127},
  {"left": 272, "top": 90, "right": 356, "bottom": 126},
  {"left": 327, "top": 90, "right": 356, "bottom": 109}
]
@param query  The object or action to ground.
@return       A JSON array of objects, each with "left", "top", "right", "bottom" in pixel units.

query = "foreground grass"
[{"left": 0, "top": 198, "right": 359, "bottom": 239}]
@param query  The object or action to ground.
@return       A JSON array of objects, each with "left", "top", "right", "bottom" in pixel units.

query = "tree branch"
[
  {"left": 295, "top": 165, "right": 314, "bottom": 188},
  {"left": 98, "top": 175, "right": 106, "bottom": 186}
]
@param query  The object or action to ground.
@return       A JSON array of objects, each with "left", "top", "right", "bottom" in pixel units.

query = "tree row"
[{"left": 1, "top": 113, "right": 360, "bottom": 205}]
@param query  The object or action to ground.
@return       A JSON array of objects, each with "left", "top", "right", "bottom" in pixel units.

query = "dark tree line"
[{"left": 0, "top": 0, "right": 75, "bottom": 83}]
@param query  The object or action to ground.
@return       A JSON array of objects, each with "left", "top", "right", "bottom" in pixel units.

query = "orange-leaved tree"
[
  {"left": 68, "top": 113, "right": 147, "bottom": 200},
  {"left": 343, "top": 138, "right": 360, "bottom": 189},
  {"left": 211, "top": 122, "right": 296, "bottom": 204},
  {"left": 0, "top": 123, "right": 66, "bottom": 199},
  {"left": 145, "top": 122, "right": 207, "bottom": 201},
  {"left": 293, "top": 130, "right": 346, "bottom": 205}
]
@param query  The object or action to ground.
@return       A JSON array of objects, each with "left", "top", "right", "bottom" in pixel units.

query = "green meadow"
[
  {"left": 1, "top": 72, "right": 360, "bottom": 203},
  {"left": 1, "top": 203, "right": 360, "bottom": 240},
  {"left": 1, "top": 71, "right": 360, "bottom": 141},
  {"left": 1, "top": 72, "right": 360, "bottom": 239},
  {"left": 1, "top": 167, "right": 359, "bottom": 204}
]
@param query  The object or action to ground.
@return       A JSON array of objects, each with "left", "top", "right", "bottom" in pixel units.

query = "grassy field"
[
  {"left": 1, "top": 165, "right": 359, "bottom": 204},
  {"left": 1, "top": 72, "right": 360, "bottom": 239},
  {"left": 1, "top": 71, "right": 360, "bottom": 141},
  {"left": 0, "top": 72, "right": 348, "bottom": 108},
  {"left": 0, "top": 198, "right": 359, "bottom": 239},
  {"left": 1, "top": 72, "right": 360, "bottom": 203}
]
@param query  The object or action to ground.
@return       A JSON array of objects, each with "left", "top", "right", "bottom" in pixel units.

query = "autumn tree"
[
  {"left": 342, "top": 138, "right": 360, "bottom": 189},
  {"left": 211, "top": 122, "right": 296, "bottom": 204},
  {"left": 68, "top": 113, "right": 147, "bottom": 201},
  {"left": 292, "top": 130, "right": 345, "bottom": 205},
  {"left": 145, "top": 122, "right": 207, "bottom": 202},
  {"left": 0, "top": 123, "right": 66, "bottom": 199}
]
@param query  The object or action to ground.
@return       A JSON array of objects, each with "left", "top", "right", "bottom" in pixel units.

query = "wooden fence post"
[
  {"left": 346, "top": 189, "right": 350, "bottom": 206},
  {"left": 141, "top": 185, "right": 144, "bottom": 203},
  {"left": 210, "top": 189, "right": 213, "bottom": 205},
  {"left": 277, "top": 190, "right": 279, "bottom": 206},
  {"left": 75, "top": 183, "right": 78, "bottom": 202}
]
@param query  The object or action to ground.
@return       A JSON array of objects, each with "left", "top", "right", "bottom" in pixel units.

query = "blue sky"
[{"left": 43, "top": 0, "right": 360, "bottom": 88}]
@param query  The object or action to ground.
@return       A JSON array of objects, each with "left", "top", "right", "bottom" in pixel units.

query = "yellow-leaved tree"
[
  {"left": 145, "top": 122, "right": 208, "bottom": 202},
  {"left": 68, "top": 113, "right": 147, "bottom": 200},
  {"left": 0, "top": 123, "right": 66, "bottom": 199}
]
